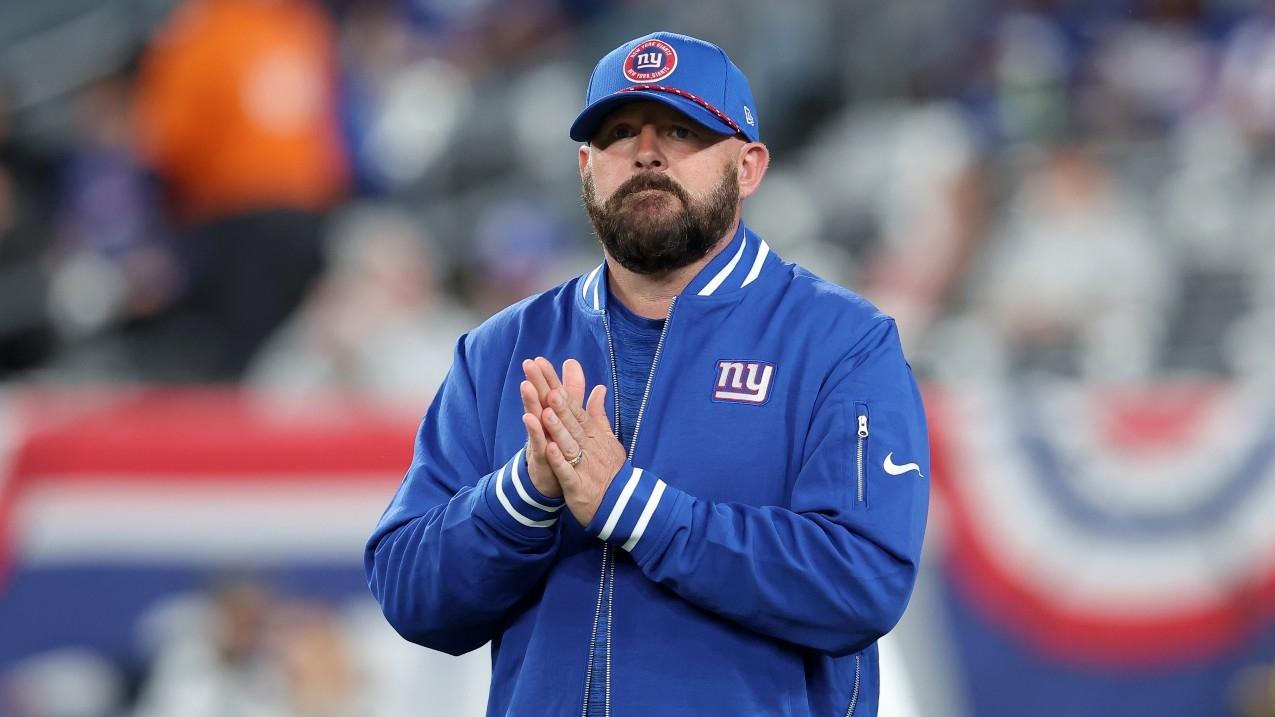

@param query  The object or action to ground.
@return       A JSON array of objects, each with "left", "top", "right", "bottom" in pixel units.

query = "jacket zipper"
[
  {"left": 581, "top": 314, "right": 621, "bottom": 717},
  {"left": 855, "top": 404, "right": 869, "bottom": 504},
  {"left": 581, "top": 541, "right": 609, "bottom": 717},
  {"left": 582, "top": 298, "right": 677, "bottom": 717},
  {"left": 844, "top": 654, "right": 862, "bottom": 717}
]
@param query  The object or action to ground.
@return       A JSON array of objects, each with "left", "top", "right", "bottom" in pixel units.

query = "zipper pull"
[{"left": 857, "top": 414, "right": 869, "bottom": 439}]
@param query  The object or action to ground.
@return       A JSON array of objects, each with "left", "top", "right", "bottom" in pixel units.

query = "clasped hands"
[{"left": 520, "top": 357, "right": 627, "bottom": 526}]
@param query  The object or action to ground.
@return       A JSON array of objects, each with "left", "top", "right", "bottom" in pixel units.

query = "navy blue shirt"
[{"left": 606, "top": 289, "right": 665, "bottom": 451}]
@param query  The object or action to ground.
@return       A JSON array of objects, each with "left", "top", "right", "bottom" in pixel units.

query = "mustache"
[{"left": 609, "top": 172, "right": 691, "bottom": 207}]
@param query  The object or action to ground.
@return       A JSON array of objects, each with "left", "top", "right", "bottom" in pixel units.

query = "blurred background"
[{"left": 1, "top": 0, "right": 1274, "bottom": 714}]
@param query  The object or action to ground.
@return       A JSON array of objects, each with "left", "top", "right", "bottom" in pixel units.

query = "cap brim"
[{"left": 569, "top": 90, "right": 737, "bottom": 143}]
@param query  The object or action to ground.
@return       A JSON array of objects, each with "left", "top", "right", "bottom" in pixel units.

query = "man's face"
[{"left": 580, "top": 101, "right": 742, "bottom": 276}]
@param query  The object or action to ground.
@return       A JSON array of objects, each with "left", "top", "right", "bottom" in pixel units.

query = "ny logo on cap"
[
  {"left": 712, "top": 360, "right": 775, "bottom": 405},
  {"left": 624, "top": 39, "right": 678, "bottom": 82},
  {"left": 634, "top": 51, "right": 664, "bottom": 71}
]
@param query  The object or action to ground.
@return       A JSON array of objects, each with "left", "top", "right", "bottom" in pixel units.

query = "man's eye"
[
  {"left": 611, "top": 126, "right": 635, "bottom": 139},
  {"left": 671, "top": 126, "right": 695, "bottom": 139}
]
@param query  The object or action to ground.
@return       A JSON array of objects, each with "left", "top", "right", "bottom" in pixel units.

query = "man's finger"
[
  {"left": 535, "top": 357, "right": 563, "bottom": 393},
  {"left": 563, "top": 359, "right": 586, "bottom": 411},
  {"left": 586, "top": 385, "right": 609, "bottom": 430},
  {"left": 548, "top": 387, "right": 593, "bottom": 445},
  {"left": 541, "top": 403, "right": 583, "bottom": 460},
  {"left": 523, "top": 359, "right": 551, "bottom": 402},
  {"left": 522, "top": 412, "right": 549, "bottom": 457},
  {"left": 545, "top": 441, "right": 579, "bottom": 482},
  {"left": 520, "top": 380, "right": 542, "bottom": 417}
]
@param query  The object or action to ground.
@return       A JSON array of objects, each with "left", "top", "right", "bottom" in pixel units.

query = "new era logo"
[{"left": 713, "top": 360, "right": 775, "bottom": 405}]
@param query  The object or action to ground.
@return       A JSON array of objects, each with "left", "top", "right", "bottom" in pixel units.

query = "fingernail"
[{"left": 545, "top": 411, "right": 557, "bottom": 424}]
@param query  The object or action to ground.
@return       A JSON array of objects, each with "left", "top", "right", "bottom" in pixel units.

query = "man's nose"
[{"left": 633, "top": 125, "right": 665, "bottom": 171}]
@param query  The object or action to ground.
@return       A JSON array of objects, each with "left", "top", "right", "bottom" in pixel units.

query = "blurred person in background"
[
  {"left": 1233, "top": 661, "right": 1275, "bottom": 716},
  {"left": 43, "top": 70, "right": 182, "bottom": 378},
  {"left": 131, "top": 576, "right": 365, "bottom": 717},
  {"left": 366, "top": 31, "right": 929, "bottom": 717},
  {"left": 1197, "top": 1, "right": 1275, "bottom": 379},
  {"left": 0, "top": 649, "right": 126, "bottom": 717},
  {"left": 456, "top": 196, "right": 580, "bottom": 317},
  {"left": 798, "top": 100, "right": 987, "bottom": 351},
  {"left": 0, "top": 79, "right": 58, "bottom": 379},
  {"left": 133, "top": 0, "right": 350, "bottom": 381},
  {"left": 131, "top": 577, "right": 288, "bottom": 717},
  {"left": 271, "top": 603, "right": 362, "bottom": 717},
  {"left": 247, "top": 202, "right": 475, "bottom": 409},
  {"left": 335, "top": 0, "right": 473, "bottom": 197},
  {"left": 976, "top": 141, "right": 1174, "bottom": 379}
]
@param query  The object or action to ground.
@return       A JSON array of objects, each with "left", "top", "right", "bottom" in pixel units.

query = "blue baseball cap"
[{"left": 570, "top": 32, "right": 760, "bottom": 144}]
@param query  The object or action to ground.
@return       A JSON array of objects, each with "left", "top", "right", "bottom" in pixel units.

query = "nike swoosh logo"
[{"left": 883, "top": 452, "right": 923, "bottom": 477}]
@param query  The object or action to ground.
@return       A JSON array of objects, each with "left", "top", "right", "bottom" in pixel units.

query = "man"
[
  {"left": 365, "top": 31, "right": 929, "bottom": 716},
  {"left": 134, "top": 0, "right": 348, "bottom": 378}
]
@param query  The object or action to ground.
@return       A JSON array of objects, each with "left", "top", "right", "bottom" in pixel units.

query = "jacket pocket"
[{"left": 853, "top": 401, "right": 869, "bottom": 508}]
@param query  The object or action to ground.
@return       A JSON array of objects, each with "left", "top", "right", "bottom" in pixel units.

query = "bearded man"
[{"left": 365, "top": 31, "right": 930, "bottom": 717}]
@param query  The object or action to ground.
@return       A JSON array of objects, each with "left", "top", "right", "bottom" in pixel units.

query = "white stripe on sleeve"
[
  {"left": 495, "top": 462, "right": 557, "bottom": 528},
  {"left": 510, "top": 449, "right": 563, "bottom": 512},
  {"left": 621, "top": 479, "right": 666, "bottom": 552},
  {"left": 596, "top": 468, "right": 642, "bottom": 541}
]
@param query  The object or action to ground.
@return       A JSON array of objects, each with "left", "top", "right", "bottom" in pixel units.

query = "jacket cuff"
[
  {"left": 585, "top": 462, "right": 687, "bottom": 556},
  {"left": 477, "top": 448, "right": 566, "bottom": 539}
]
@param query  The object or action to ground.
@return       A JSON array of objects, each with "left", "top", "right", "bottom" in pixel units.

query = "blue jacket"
[{"left": 365, "top": 225, "right": 930, "bottom": 716}]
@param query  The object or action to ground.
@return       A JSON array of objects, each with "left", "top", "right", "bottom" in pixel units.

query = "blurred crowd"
[
  {"left": 1, "top": 575, "right": 490, "bottom": 717},
  {"left": 1, "top": 0, "right": 1274, "bottom": 400}
]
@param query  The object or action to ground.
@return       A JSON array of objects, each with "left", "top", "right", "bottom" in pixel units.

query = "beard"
[{"left": 582, "top": 165, "right": 739, "bottom": 276}]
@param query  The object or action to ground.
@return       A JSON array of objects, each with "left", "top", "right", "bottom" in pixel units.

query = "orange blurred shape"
[{"left": 134, "top": 0, "right": 348, "bottom": 224}]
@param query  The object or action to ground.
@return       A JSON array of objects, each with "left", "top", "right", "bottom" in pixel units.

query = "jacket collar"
[{"left": 575, "top": 223, "right": 779, "bottom": 316}]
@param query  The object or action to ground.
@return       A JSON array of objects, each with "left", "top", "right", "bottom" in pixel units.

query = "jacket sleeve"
[
  {"left": 583, "top": 317, "right": 929, "bottom": 656},
  {"left": 364, "top": 335, "right": 565, "bottom": 655}
]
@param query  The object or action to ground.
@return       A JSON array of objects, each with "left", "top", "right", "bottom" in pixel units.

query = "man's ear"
[
  {"left": 737, "top": 142, "right": 770, "bottom": 201},
  {"left": 579, "top": 144, "right": 591, "bottom": 179}
]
